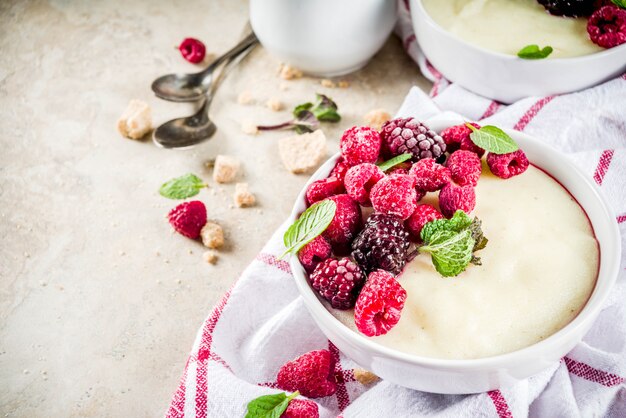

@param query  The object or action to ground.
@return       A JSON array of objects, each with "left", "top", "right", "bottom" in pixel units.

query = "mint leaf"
[
  {"left": 260, "top": 94, "right": 339, "bottom": 135},
  {"left": 420, "top": 210, "right": 472, "bottom": 243},
  {"left": 159, "top": 173, "right": 207, "bottom": 199},
  {"left": 245, "top": 392, "right": 299, "bottom": 418},
  {"left": 293, "top": 102, "right": 313, "bottom": 118},
  {"left": 310, "top": 94, "right": 341, "bottom": 122},
  {"left": 612, "top": 0, "right": 626, "bottom": 8},
  {"left": 466, "top": 123, "right": 519, "bottom": 155},
  {"left": 377, "top": 153, "right": 412, "bottom": 172},
  {"left": 517, "top": 44, "right": 553, "bottom": 59},
  {"left": 293, "top": 109, "right": 320, "bottom": 134},
  {"left": 282, "top": 200, "right": 337, "bottom": 258},
  {"left": 421, "top": 229, "right": 475, "bottom": 277}
]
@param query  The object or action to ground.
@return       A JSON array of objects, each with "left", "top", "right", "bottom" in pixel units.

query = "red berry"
[
  {"left": 380, "top": 118, "right": 446, "bottom": 161},
  {"left": 167, "top": 201, "right": 207, "bottom": 239},
  {"left": 340, "top": 127, "right": 382, "bottom": 166},
  {"left": 405, "top": 204, "right": 443, "bottom": 241},
  {"left": 486, "top": 150, "right": 530, "bottom": 179},
  {"left": 298, "top": 236, "right": 332, "bottom": 273},
  {"left": 344, "top": 163, "right": 384, "bottom": 206},
  {"left": 282, "top": 399, "right": 319, "bottom": 418},
  {"left": 387, "top": 166, "right": 409, "bottom": 176},
  {"left": 276, "top": 350, "right": 337, "bottom": 398},
  {"left": 438, "top": 183, "right": 476, "bottom": 218},
  {"left": 409, "top": 158, "right": 451, "bottom": 192},
  {"left": 370, "top": 174, "right": 419, "bottom": 220},
  {"left": 178, "top": 38, "right": 206, "bottom": 63},
  {"left": 306, "top": 177, "right": 345, "bottom": 206},
  {"left": 310, "top": 258, "right": 365, "bottom": 309},
  {"left": 446, "top": 150, "right": 482, "bottom": 187},
  {"left": 440, "top": 123, "right": 485, "bottom": 157},
  {"left": 354, "top": 270, "right": 407, "bottom": 337},
  {"left": 329, "top": 158, "right": 350, "bottom": 182},
  {"left": 588, "top": 6, "right": 626, "bottom": 48},
  {"left": 322, "top": 194, "right": 363, "bottom": 255}
]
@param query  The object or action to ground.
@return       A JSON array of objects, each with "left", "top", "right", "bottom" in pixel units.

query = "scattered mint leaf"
[
  {"left": 159, "top": 173, "right": 207, "bottom": 199},
  {"left": 517, "top": 44, "right": 553, "bottom": 60},
  {"left": 245, "top": 392, "right": 299, "bottom": 418},
  {"left": 420, "top": 229, "right": 475, "bottom": 277},
  {"left": 466, "top": 123, "right": 519, "bottom": 155},
  {"left": 258, "top": 94, "right": 340, "bottom": 135},
  {"left": 282, "top": 200, "right": 337, "bottom": 258},
  {"left": 419, "top": 210, "right": 488, "bottom": 277},
  {"left": 377, "top": 153, "right": 412, "bottom": 172},
  {"left": 611, "top": 0, "right": 626, "bottom": 9}
]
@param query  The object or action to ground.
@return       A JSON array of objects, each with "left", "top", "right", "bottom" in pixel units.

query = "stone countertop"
[{"left": 0, "top": 1, "right": 430, "bottom": 416}]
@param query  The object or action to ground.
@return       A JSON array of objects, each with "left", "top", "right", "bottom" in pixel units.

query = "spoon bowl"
[{"left": 152, "top": 99, "right": 216, "bottom": 149}]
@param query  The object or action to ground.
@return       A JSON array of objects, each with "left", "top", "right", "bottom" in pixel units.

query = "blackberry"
[
  {"left": 537, "top": 0, "right": 595, "bottom": 17},
  {"left": 351, "top": 213, "right": 416, "bottom": 275},
  {"left": 380, "top": 117, "right": 446, "bottom": 161}
]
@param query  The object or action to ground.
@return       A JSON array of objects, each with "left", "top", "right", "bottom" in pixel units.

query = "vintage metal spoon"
[
  {"left": 151, "top": 31, "right": 258, "bottom": 103},
  {"left": 152, "top": 43, "right": 254, "bottom": 149}
]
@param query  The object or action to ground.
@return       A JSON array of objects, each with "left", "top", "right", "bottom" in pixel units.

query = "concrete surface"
[{"left": 0, "top": 0, "right": 430, "bottom": 416}]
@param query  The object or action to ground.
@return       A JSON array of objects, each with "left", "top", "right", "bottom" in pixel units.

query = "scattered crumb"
[
  {"left": 23, "top": 369, "right": 29, "bottom": 375},
  {"left": 176, "top": 279, "right": 182, "bottom": 285},
  {"left": 241, "top": 122, "right": 259, "bottom": 136},
  {"left": 353, "top": 368, "right": 379, "bottom": 385},
  {"left": 117, "top": 99, "right": 152, "bottom": 139},
  {"left": 234, "top": 183, "right": 256, "bottom": 207},
  {"left": 213, "top": 155, "right": 241, "bottom": 183},
  {"left": 39, "top": 281, "right": 47, "bottom": 287},
  {"left": 279, "top": 82, "right": 289, "bottom": 91},
  {"left": 229, "top": 204, "right": 235, "bottom": 209},
  {"left": 279, "top": 63, "right": 303, "bottom": 80},
  {"left": 200, "top": 221, "right": 224, "bottom": 249},
  {"left": 320, "top": 79, "right": 336, "bottom": 88},
  {"left": 204, "top": 159, "right": 216, "bottom": 169},
  {"left": 203, "top": 250, "right": 218, "bottom": 264},
  {"left": 188, "top": 249, "right": 193, "bottom": 255},
  {"left": 337, "top": 80, "right": 350, "bottom": 88},
  {"left": 266, "top": 98, "right": 284, "bottom": 112},
  {"left": 237, "top": 91, "right": 255, "bottom": 105},
  {"left": 364, "top": 109, "right": 392, "bottom": 131},
  {"left": 278, "top": 129, "right": 327, "bottom": 174}
]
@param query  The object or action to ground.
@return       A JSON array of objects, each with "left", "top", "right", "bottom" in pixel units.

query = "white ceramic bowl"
[
  {"left": 288, "top": 118, "right": 621, "bottom": 394},
  {"left": 409, "top": 0, "right": 626, "bottom": 104},
  {"left": 249, "top": 0, "right": 397, "bottom": 77}
]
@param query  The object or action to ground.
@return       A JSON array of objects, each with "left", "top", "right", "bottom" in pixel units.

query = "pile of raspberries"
[{"left": 299, "top": 118, "right": 529, "bottom": 338}]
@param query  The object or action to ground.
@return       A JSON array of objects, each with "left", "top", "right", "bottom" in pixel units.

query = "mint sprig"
[
  {"left": 611, "top": 0, "right": 626, "bottom": 9},
  {"left": 377, "top": 153, "right": 412, "bottom": 172},
  {"left": 282, "top": 200, "right": 337, "bottom": 258},
  {"left": 159, "top": 173, "right": 207, "bottom": 199},
  {"left": 245, "top": 391, "right": 299, "bottom": 418},
  {"left": 258, "top": 94, "right": 340, "bottom": 134},
  {"left": 419, "top": 210, "right": 488, "bottom": 277},
  {"left": 466, "top": 123, "right": 519, "bottom": 155},
  {"left": 517, "top": 44, "right": 553, "bottom": 60}
]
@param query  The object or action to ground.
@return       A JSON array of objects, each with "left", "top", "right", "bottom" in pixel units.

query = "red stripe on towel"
[
  {"left": 564, "top": 357, "right": 625, "bottom": 387},
  {"left": 593, "top": 150, "right": 614, "bottom": 186},
  {"left": 256, "top": 253, "right": 292, "bottom": 274},
  {"left": 617, "top": 214, "right": 626, "bottom": 224},
  {"left": 403, "top": 34, "right": 416, "bottom": 53},
  {"left": 329, "top": 341, "right": 351, "bottom": 411},
  {"left": 487, "top": 390, "right": 514, "bottom": 418},
  {"left": 480, "top": 101, "right": 502, "bottom": 120},
  {"left": 165, "top": 359, "right": 189, "bottom": 418},
  {"left": 513, "top": 96, "right": 555, "bottom": 131}
]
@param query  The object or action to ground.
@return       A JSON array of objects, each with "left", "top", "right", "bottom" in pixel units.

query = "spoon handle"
[
  {"left": 199, "top": 31, "right": 258, "bottom": 84},
  {"left": 205, "top": 41, "right": 256, "bottom": 105}
]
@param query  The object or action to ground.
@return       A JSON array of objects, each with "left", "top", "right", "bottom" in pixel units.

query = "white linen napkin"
[{"left": 165, "top": 5, "right": 626, "bottom": 417}]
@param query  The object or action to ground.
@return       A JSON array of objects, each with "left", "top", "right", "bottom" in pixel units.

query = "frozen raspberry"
[
  {"left": 487, "top": 150, "right": 530, "bottom": 179},
  {"left": 370, "top": 174, "right": 419, "bottom": 220},
  {"left": 387, "top": 165, "right": 410, "bottom": 176},
  {"left": 446, "top": 150, "right": 482, "bottom": 187},
  {"left": 440, "top": 123, "right": 485, "bottom": 157},
  {"left": 354, "top": 270, "right": 407, "bottom": 337},
  {"left": 344, "top": 163, "right": 385, "bottom": 206},
  {"left": 298, "top": 236, "right": 332, "bottom": 273},
  {"left": 339, "top": 126, "right": 382, "bottom": 166},
  {"left": 277, "top": 350, "right": 337, "bottom": 398},
  {"left": 167, "top": 201, "right": 207, "bottom": 239},
  {"left": 282, "top": 399, "right": 319, "bottom": 418},
  {"left": 588, "top": 6, "right": 626, "bottom": 48},
  {"left": 405, "top": 204, "right": 443, "bottom": 242},
  {"left": 322, "top": 194, "right": 363, "bottom": 255},
  {"left": 409, "top": 158, "right": 451, "bottom": 192},
  {"left": 306, "top": 177, "right": 345, "bottom": 205},
  {"left": 439, "top": 183, "right": 476, "bottom": 218},
  {"left": 178, "top": 38, "right": 206, "bottom": 63},
  {"left": 538, "top": 0, "right": 595, "bottom": 17},
  {"left": 329, "top": 158, "right": 350, "bottom": 182},
  {"left": 380, "top": 118, "right": 446, "bottom": 161},
  {"left": 351, "top": 214, "right": 414, "bottom": 275},
  {"left": 310, "top": 258, "right": 365, "bottom": 309}
]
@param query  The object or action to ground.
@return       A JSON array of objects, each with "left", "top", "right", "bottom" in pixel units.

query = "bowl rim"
[
  {"left": 288, "top": 117, "right": 621, "bottom": 371},
  {"left": 410, "top": 0, "right": 626, "bottom": 63}
]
